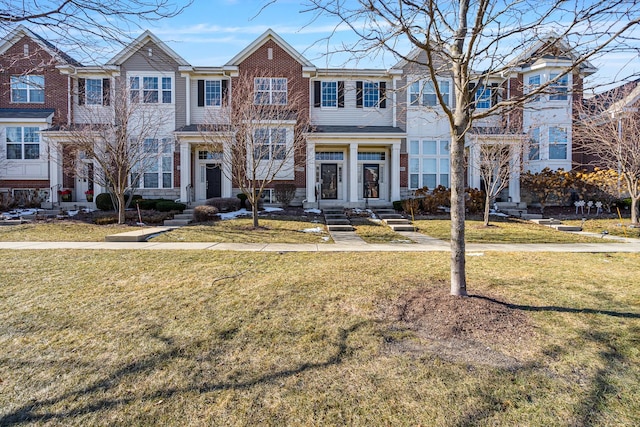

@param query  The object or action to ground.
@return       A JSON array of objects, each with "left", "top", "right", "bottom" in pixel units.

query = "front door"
[
  {"left": 76, "top": 162, "right": 94, "bottom": 202},
  {"left": 320, "top": 164, "right": 338, "bottom": 199},
  {"left": 363, "top": 164, "right": 380, "bottom": 199},
  {"left": 206, "top": 164, "right": 222, "bottom": 199}
]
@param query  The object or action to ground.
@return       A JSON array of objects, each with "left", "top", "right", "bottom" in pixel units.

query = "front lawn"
[
  {"left": 564, "top": 217, "right": 640, "bottom": 239},
  {"left": 1, "top": 250, "right": 639, "bottom": 425},
  {"left": 412, "top": 217, "right": 617, "bottom": 243},
  {"left": 0, "top": 221, "right": 133, "bottom": 242}
]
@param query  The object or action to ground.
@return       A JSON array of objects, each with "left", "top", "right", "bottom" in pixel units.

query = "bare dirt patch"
[{"left": 381, "top": 284, "right": 536, "bottom": 369}]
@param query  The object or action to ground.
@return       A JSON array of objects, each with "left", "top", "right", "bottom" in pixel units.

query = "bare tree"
[
  {"left": 303, "top": 0, "right": 640, "bottom": 296},
  {"left": 200, "top": 72, "right": 309, "bottom": 228},
  {"left": 0, "top": 0, "right": 192, "bottom": 59},
  {"left": 49, "top": 77, "right": 171, "bottom": 224},
  {"left": 575, "top": 83, "right": 640, "bottom": 223},
  {"left": 469, "top": 137, "right": 525, "bottom": 226}
]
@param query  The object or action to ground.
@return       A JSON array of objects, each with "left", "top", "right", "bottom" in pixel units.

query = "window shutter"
[
  {"left": 102, "top": 78, "right": 110, "bottom": 106},
  {"left": 356, "top": 81, "right": 363, "bottom": 108},
  {"left": 313, "top": 81, "right": 321, "bottom": 107},
  {"left": 222, "top": 80, "right": 228, "bottom": 106},
  {"left": 468, "top": 83, "right": 476, "bottom": 109},
  {"left": 338, "top": 81, "right": 345, "bottom": 108},
  {"left": 379, "top": 81, "right": 386, "bottom": 108},
  {"left": 491, "top": 83, "right": 500, "bottom": 107},
  {"left": 78, "top": 78, "right": 85, "bottom": 105},
  {"left": 197, "top": 80, "right": 204, "bottom": 107}
]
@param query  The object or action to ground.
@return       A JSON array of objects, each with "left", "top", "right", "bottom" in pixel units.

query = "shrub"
[
  {"left": 274, "top": 183, "right": 297, "bottom": 208},
  {"left": 193, "top": 205, "right": 219, "bottom": 222},
  {"left": 401, "top": 198, "right": 420, "bottom": 215},
  {"left": 392, "top": 200, "right": 403, "bottom": 211},
  {"left": 156, "top": 201, "right": 186, "bottom": 212},
  {"left": 465, "top": 188, "right": 485, "bottom": 214},
  {"left": 206, "top": 197, "right": 240, "bottom": 212},
  {"left": 95, "top": 193, "right": 114, "bottom": 211},
  {"left": 135, "top": 198, "right": 160, "bottom": 210},
  {"left": 237, "top": 193, "right": 248, "bottom": 209}
]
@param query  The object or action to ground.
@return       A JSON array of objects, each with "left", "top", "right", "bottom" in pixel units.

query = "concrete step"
[
  {"left": 389, "top": 224, "right": 416, "bottom": 232},
  {"left": 375, "top": 209, "right": 397, "bottom": 215},
  {"left": 327, "top": 224, "right": 354, "bottom": 231},
  {"left": 323, "top": 209, "right": 344, "bottom": 215},
  {"left": 552, "top": 225, "right": 583, "bottom": 232},
  {"left": 506, "top": 209, "right": 528, "bottom": 217},
  {"left": 379, "top": 214, "right": 404, "bottom": 220},
  {"left": 521, "top": 213, "right": 543, "bottom": 220},
  {"left": 326, "top": 218, "right": 351, "bottom": 225},
  {"left": 325, "top": 214, "right": 347, "bottom": 219},
  {"left": 530, "top": 218, "right": 562, "bottom": 225},
  {"left": 383, "top": 218, "right": 412, "bottom": 225},
  {"left": 163, "top": 219, "right": 192, "bottom": 226}
]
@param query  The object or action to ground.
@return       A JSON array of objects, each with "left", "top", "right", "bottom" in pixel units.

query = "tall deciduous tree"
[
  {"left": 304, "top": 0, "right": 640, "bottom": 296},
  {"left": 575, "top": 83, "right": 640, "bottom": 223},
  {"left": 200, "top": 72, "right": 309, "bottom": 228},
  {"left": 49, "top": 77, "right": 171, "bottom": 224}
]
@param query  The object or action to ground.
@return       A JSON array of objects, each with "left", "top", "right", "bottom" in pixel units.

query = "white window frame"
[
  {"left": 85, "top": 78, "right": 104, "bottom": 105},
  {"left": 254, "top": 128, "right": 287, "bottom": 161},
  {"left": 135, "top": 137, "right": 173, "bottom": 189},
  {"left": 475, "top": 85, "right": 491, "bottom": 109},
  {"left": 409, "top": 79, "right": 450, "bottom": 107},
  {"left": 5, "top": 126, "right": 40, "bottom": 160},
  {"left": 10, "top": 75, "right": 44, "bottom": 103},
  {"left": 129, "top": 74, "right": 173, "bottom": 104},
  {"left": 205, "top": 80, "right": 222, "bottom": 107},
  {"left": 363, "top": 81, "right": 379, "bottom": 109},
  {"left": 528, "top": 127, "right": 540, "bottom": 160},
  {"left": 548, "top": 126, "right": 568, "bottom": 160},
  {"left": 549, "top": 73, "right": 569, "bottom": 101},
  {"left": 527, "top": 75, "right": 541, "bottom": 102},
  {"left": 408, "top": 139, "right": 450, "bottom": 189},
  {"left": 254, "top": 77, "right": 288, "bottom": 105},
  {"left": 321, "top": 81, "right": 338, "bottom": 108}
]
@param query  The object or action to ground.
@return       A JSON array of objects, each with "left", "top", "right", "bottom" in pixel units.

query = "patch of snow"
[
  {"left": 304, "top": 208, "right": 322, "bottom": 214},
  {"left": 1, "top": 208, "right": 42, "bottom": 219},
  {"left": 301, "top": 227, "right": 324, "bottom": 233},
  {"left": 217, "top": 207, "right": 283, "bottom": 220}
]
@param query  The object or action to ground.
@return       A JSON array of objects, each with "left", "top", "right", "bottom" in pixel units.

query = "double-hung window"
[
  {"left": 130, "top": 76, "right": 172, "bottom": 104},
  {"left": 528, "top": 128, "right": 540, "bottom": 160},
  {"left": 475, "top": 85, "right": 491, "bottom": 109},
  {"left": 549, "top": 74, "right": 569, "bottom": 101},
  {"left": 6, "top": 127, "right": 40, "bottom": 160},
  {"left": 205, "top": 80, "right": 221, "bottom": 107},
  {"left": 408, "top": 139, "right": 450, "bottom": 189},
  {"left": 254, "top": 128, "right": 287, "bottom": 160},
  {"left": 137, "top": 138, "right": 173, "bottom": 188},
  {"left": 410, "top": 80, "right": 450, "bottom": 107},
  {"left": 254, "top": 78, "right": 288, "bottom": 105},
  {"left": 363, "top": 82, "right": 379, "bottom": 108},
  {"left": 11, "top": 75, "right": 44, "bottom": 103},
  {"left": 548, "top": 127, "right": 568, "bottom": 159},
  {"left": 321, "top": 81, "right": 337, "bottom": 108},
  {"left": 528, "top": 75, "right": 541, "bottom": 101}
]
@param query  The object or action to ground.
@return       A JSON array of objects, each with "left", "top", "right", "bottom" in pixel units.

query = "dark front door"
[
  {"left": 363, "top": 164, "right": 379, "bottom": 198},
  {"left": 206, "top": 164, "right": 222, "bottom": 199},
  {"left": 320, "top": 164, "right": 338, "bottom": 199}
]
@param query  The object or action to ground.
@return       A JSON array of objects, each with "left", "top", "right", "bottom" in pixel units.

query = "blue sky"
[{"left": 61, "top": 0, "right": 640, "bottom": 92}]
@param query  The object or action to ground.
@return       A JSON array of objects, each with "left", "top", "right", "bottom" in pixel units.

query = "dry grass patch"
[
  {"left": 0, "top": 221, "right": 133, "bottom": 242},
  {"left": 1, "top": 250, "right": 639, "bottom": 425},
  {"left": 350, "top": 217, "right": 412, "bottom": 243},
  {"left": 151, "top": 217, "right": 330, "bottom": 243},
  {"left": 564, "top": 217, "right": 640, "bottom": 239},
  {"left": 413, "top": 217, "right": 615, "bottom": 243}
]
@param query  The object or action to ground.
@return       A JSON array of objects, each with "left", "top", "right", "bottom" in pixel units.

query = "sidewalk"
[{"left": 2, "top": 238, "right": 640, "bottom": 252}]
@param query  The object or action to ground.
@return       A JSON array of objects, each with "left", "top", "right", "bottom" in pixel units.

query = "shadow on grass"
[{"left": 0, "top": 322, "right": 368, "bottom": 425}]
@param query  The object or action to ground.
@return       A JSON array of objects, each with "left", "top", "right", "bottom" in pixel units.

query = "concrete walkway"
[{"left": 2, "top": 234, "right": 640, "bottom": 252}]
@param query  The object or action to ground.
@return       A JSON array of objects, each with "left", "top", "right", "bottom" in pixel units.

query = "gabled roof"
[
  {"left": 0, "top": 25, "right": 82, "bottom": 66},
  {"left": 588, "top": 79, "right": 640, "bottom": 115},
  {"left": 225, "top": 29, "right": 314, "bottom": 68},
  {"left": 107, "top": 30, "right": 189, "bottom": 66},
  {"left": 510, "top": 32, "right": 596, "bottom": 75}
]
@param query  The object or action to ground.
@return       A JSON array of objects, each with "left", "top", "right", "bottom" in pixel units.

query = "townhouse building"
[{"left": 0, "top": 26, "right": 595, "bottom": 210}]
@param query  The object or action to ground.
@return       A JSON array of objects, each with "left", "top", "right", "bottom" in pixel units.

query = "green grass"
[
  {"left": 152, "top": 217, "right": 331, "bottom": 243},
  {"left": 351, "top": 217, "right": 413, "bottom": 243},
  {"left": 1, "top": 250, "right": 639, "bottom": 425},
  {"left": 564, "top": 217, "right": 640, "bottom": 239},
  {"left": 413, "top": 217, "right": 617, "bottom": 243},
  {"left": 0, "top": 221, "right": 134, "bottom": 242}
]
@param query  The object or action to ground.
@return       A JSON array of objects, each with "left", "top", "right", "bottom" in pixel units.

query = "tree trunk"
[
  {"left": 632, "top": 196, "right": 638, "bottom": 225},
  {"left": 450, "top": 127, "right": 467, "bottom": 297},
  {"left": 117, "top": 192, "right": 126, "bottom": 225},
  {"left": 483, "top": 193, "right": 491, "bottom": 226},
  {"left": 252, "top": 200, "right": 259, "bottom": 228}
]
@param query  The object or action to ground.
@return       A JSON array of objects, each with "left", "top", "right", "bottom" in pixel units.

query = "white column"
[
  {"left": 509, "top": 146, "right": 521, "bottom": 203},
  {"left": 391, "top": 142, "right": 401, "bottom": 201},
  {"left": 179, "top": 141, "right": 191, "bottom": 203},
  {"left": 222, "top": 141, "right": 232, "bottom": 198},
  {"left": 468, "top": 142, "right": 482, "bottom": 190},
  {"left": 306, "top": 140, "right": 316, "bottom": 204},
  {"left": 49, "top": 141, "right": 61, "bottom": 204},
  {"left": 349, "top": 142, "right": 359, "bottom": 203}
]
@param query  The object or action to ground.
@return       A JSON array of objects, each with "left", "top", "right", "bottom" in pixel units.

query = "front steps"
[
  {"left": 163, "top": 209, "right": 194, "bottom": 226},
  {"left": 375, "top": 208, "right": 415, "bottom": 232},
  {"left": 323, "top": 208, "right": 353, "bottom": 231},
  {"left": 529, "top": 218, "right": 582, "bottom": 232}
]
